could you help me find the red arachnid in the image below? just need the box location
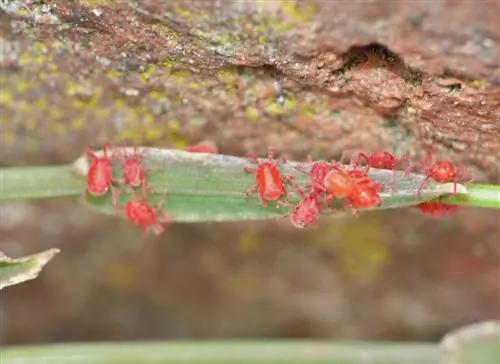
[279,184,322,229]
[346,170,383,210]
[352,151,398,170]
[412,151,472,196]
[113,185,171,237]
[117,146,149,189]
[323,167,382,214]
[290,192,321,229]
[350,151,410,194]
[296,157,332,196]
[84,143,118,198]
[244,147,291,206]
[323,165,357,199]
[414,197,459,218]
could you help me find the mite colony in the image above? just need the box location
[83,144,469,237]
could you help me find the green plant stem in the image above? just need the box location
[440,184,500,209]
[0,341,441,364]
[0,165,81,201]
[2,149,499,224]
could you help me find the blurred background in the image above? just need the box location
[1,0,499,345]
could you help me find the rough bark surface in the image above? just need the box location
[1,0,499,344]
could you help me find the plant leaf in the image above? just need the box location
[72,147,467,222]
[0,249,60,290]
[0,340,440,364]
[440,320,500,364]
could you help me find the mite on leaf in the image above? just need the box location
[410,151,473,197]
[414,197,460,218]
[350,151,410,194]
[113,185,172,238]
[244,147,292,206]
[84,143,120,199]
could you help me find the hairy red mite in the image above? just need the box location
[347,184,382,210]
[279,184,322,229]
[352,151,397,170]
[84,143,118,198]
[244,147,290,206]
[185,141,218,154]
[351,151,410,194]
[291,192,321,229]
[117,146,149,189]
[322,167,382,214]
[413,151,472,197]
[346,170,383,210]
[295,157,332,196]
[113,186,171,238]
[323,165,357,198]
[414,198,460,218]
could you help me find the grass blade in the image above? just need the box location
[72,148,465,222]
[0,340,440,364]
[440,320,500,364]
[0,165,81,201]
[0,249,60,290]
[440,183,500,209]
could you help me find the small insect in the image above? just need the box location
[412,151,472,197]
[184,141,218,154]
[84,143,119,199]
[244,147,291,206]
[113,185,171,238]
[116,146,149,189]
[414,198,460,218]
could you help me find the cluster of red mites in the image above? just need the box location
[84,143,468,236]
[84,144,170,237]
[84,142,218,237]
[244,148,468,228]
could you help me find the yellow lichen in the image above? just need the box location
[279,2,316,23]
[245,106,260,123]
[71,116,86,131]
[1,90,13,106]
[15,80,33,94]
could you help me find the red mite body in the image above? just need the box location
[352,151,397,170]
[414,151,471,197]
[426,161,457,183]
[307,160,332,195]
[323,167,382,212]
[291,192,321,229]
[280,181,321,229]
[323,166,357,198]
[85,144,116,197]
[351,151,409,194]
[415,199,459,218]
[410,151,471,218]
[346,170,382,209]
[113,186,171,237]
[120,147,147,188]
[244,147,289,205]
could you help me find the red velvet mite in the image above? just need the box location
[244,147,290,206]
